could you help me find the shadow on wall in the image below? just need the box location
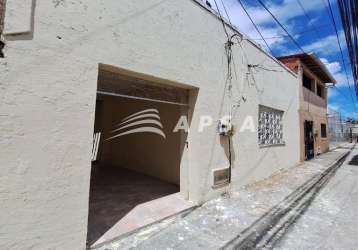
[220,136,236,167]
[86,166,179,246]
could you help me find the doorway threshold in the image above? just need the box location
[90,193,195,248]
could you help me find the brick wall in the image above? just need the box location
[278,58,299,73]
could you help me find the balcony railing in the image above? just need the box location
[303,87,326,108]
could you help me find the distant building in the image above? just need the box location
[328,108,350,144]
[345,119,358,142]
[278,53,336,161]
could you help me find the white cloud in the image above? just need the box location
[253,0,323,24]
[303,28,347,54]
[207,0,331,53]
[303,35,337,55]
[207,0,298,50]
[308,16,320,26]
[320,58,341,74]
[320,57,353,87]
[328,103,340,111]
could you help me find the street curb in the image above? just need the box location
[221,147,353,250]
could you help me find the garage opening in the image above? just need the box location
[87,65,196,247]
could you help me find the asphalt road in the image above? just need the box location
[275,146,358,250]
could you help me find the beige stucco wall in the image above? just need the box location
[299,110,329,161]
[298,62,330,161]
[0,0,300,249]
[97,95,185,185]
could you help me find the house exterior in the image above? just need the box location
[278,54,336,161]
[1,0,300,249]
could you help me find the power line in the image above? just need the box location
[255,0,305,54]
[217,0,242,83]
[253,0,356,109]
[336,0,358,98]
[296,0,323,40]
[235,0,274,55]
[325,0,357,107]
[214,0,356,113]
[295,0,356,109]
[254,0,357,111]
[213,0,230,39]
[250,23,331,40]
[220,0,233,27]
[332,85,358,110]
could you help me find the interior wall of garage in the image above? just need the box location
[96,95,186,185]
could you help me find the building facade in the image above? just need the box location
[328,108,350,145]
[278,54,336,161]
[1,0,300,249]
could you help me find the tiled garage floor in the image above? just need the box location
[87,166,193,247]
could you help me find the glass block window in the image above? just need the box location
[258,105,284,146]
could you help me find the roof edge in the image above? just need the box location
[277,53,336,84]
[308,53,336,84]
[190,0,298,78]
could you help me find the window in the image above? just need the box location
[317,84,324,99]
[321,124,327,138]
[303,73,314,91]
[258,105,284,146]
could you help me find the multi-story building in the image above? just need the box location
[278,53,336,161]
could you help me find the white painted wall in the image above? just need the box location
[0,0,299,249]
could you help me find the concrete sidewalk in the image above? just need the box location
[93,145,354,250]
[275,146,358,249]
[329,141,353,151]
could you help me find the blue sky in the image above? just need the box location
[207,0,357,119]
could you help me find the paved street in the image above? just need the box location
[95,145,356,250]
[275,146,358,249]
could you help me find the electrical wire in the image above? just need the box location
[327,85,358,117]
[249,23,331,40]
[235,0,274,55]
[220,0,233,27]
[336,0,358,98]
[325,0,357,109]
[332,85,357,107]
[253,0,357,112]
[296,0,322,40]
[294,0,356,111]
[255,0,305,54]
[210,0,238,188]
[213,0,230,39]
